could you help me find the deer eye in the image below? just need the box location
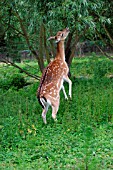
[61,33,64,37]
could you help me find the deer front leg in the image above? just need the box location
[61,85,68,100]
[63,76,72,98]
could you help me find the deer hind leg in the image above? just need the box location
[63,75,72,98]
[42,107,48,124]
[52,100,60,122]
[40,97,50,124]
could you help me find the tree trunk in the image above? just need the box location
[102,23,113,47]
[65,27,89,76]
[38,23,45,72]
[65,32,73,66]
[14,10,45,72]
[65,32,79,76]
[43,24,50,64]
[49,28,56,57]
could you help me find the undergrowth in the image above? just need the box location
[0,56,113,169]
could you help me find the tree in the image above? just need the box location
[45,0,113,66]
[0,0,113,77]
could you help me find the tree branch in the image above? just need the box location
[12,8,45,72]
[96,45,113,61]
[2,21,24,36]
[102,23,113,46]
[1,57,40,80]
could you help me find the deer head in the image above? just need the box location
[48,27,70,43]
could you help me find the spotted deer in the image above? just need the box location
[37,28,72,124]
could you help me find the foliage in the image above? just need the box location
[0,0,113,73]
[0,65,28,90]
[0,73,27,90]
[0,57,113,169]
[10,73,27,89]
[1,0,112,40]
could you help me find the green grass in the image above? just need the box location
[0,56,113,169]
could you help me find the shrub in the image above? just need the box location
[10,74,27,89]
[0,78,11,90]
[0,73,27,90]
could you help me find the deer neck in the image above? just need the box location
[56,41,65,61]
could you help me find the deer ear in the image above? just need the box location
[47,36,55,41]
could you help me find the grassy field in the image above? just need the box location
[0,55,113,169]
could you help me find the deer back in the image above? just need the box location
[37,58,68,98]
